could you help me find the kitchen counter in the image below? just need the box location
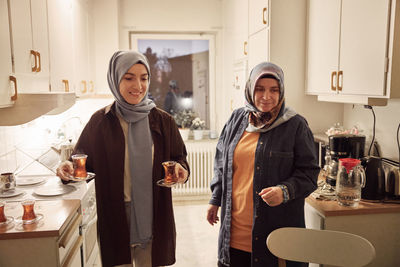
[0,199,80,239]
[305,173,400,267]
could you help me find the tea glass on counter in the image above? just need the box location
[21,199,37,224]
[72,154,88,179]
[0,202,7,223]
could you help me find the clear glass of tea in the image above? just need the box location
[72,154,88,179]
[162,161,177,184]
[21,199,37,224]
[0,202,7,223]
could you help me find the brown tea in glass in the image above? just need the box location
[21,199,36,223]
[0,202,6,223]
[72,154,88,179]
[163,161,177,184]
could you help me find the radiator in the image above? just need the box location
[172,139,218,196]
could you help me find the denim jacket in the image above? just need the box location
[209,107,319,267]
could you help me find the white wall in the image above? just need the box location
[343,100,400,160]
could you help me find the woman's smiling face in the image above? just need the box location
[254,78,280,112]
[119,63,149,105]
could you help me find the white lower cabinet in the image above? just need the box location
[305,201,400,267]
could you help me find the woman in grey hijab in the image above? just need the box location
[207,62,319,267]
[57,51,190,267]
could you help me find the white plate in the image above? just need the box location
[16,176,45,186]
[0,189,24,198]
[68,172,95,182]
[33,185,75,196]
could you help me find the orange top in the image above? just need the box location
[230,130,260,252]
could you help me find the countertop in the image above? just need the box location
[306,171,400,217]
[0,199,80,240]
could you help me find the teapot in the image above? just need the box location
[336,158,366,207]
[51,140,75,162]
[361,156,385,200]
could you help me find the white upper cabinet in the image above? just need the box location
[0,0,15,107]
[8,0,50,93]
[48,0,74,93]
[233,0,249,60]
[72,0,93,96]
[306,0,400,105]
[248,0,269,73]
[248,0,269,36]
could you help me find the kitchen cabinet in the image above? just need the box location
[48,0,74,93]
[248,0,270,73]
[73,0,94,96]
[306,0,400,105]
[0,0,15,108]
[305,197,400,267]
[232,0,249,61]
[8,0,50,93]
[0,199,82,267]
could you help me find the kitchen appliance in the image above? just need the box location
[361,156,385,201]
[382,159,400,198]
[325,134,366,186]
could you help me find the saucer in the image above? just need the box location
[0,216,14,226]
[15,213,44,225]
[156,179,177,188]
[69,172,96,182]
[0,188,24,198]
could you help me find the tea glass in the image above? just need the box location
[162,161,177,184]
[21,199,37,224]
[72,154,88,179]
[0,202,7,223]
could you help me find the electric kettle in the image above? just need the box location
[361,156,385,200]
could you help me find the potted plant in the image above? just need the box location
[173,110,196,141]
[191,117,206,140]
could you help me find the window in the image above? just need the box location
[130,33,215,130]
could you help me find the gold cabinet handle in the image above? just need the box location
[330,71,337,91]
[30,50,37,72]
[9,76,18,101]
[62,79,69,92]
[89,81,94,92]
[337,70,343,91]
[263,7,267,25]
[81,80,87,93]
[244,41,248,55]
[36,51,41,72]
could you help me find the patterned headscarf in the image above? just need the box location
[244,62,285,130]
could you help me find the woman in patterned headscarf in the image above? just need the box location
[207,62,319,267]
[57,51,189,267]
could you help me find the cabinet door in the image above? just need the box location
[248,27,269,75]
[233,0,249,60]
[73,0,92,96]
[8,0,50,93]
[248,0,269,36]
[340,0,390,96]
[0,0,15,107]
[306,0,341,95]
[48,0,74,92]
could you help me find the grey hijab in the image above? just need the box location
[107,51,155,246]
[244,62,296,132]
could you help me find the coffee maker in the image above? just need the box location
[325,134,366,186]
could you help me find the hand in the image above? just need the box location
[175,163,188,183]
[258,186,284,207]
[206,204,220,226]
[56,161,74,181]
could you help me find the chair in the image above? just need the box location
[266,227,376,267]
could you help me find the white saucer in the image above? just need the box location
[0,216,14,226]
[68,172,96,182]
[0,189,24,198]
[34,185,75,196]
[16,176,45,186]
[15,213,44,224]
[156,179,177,188]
